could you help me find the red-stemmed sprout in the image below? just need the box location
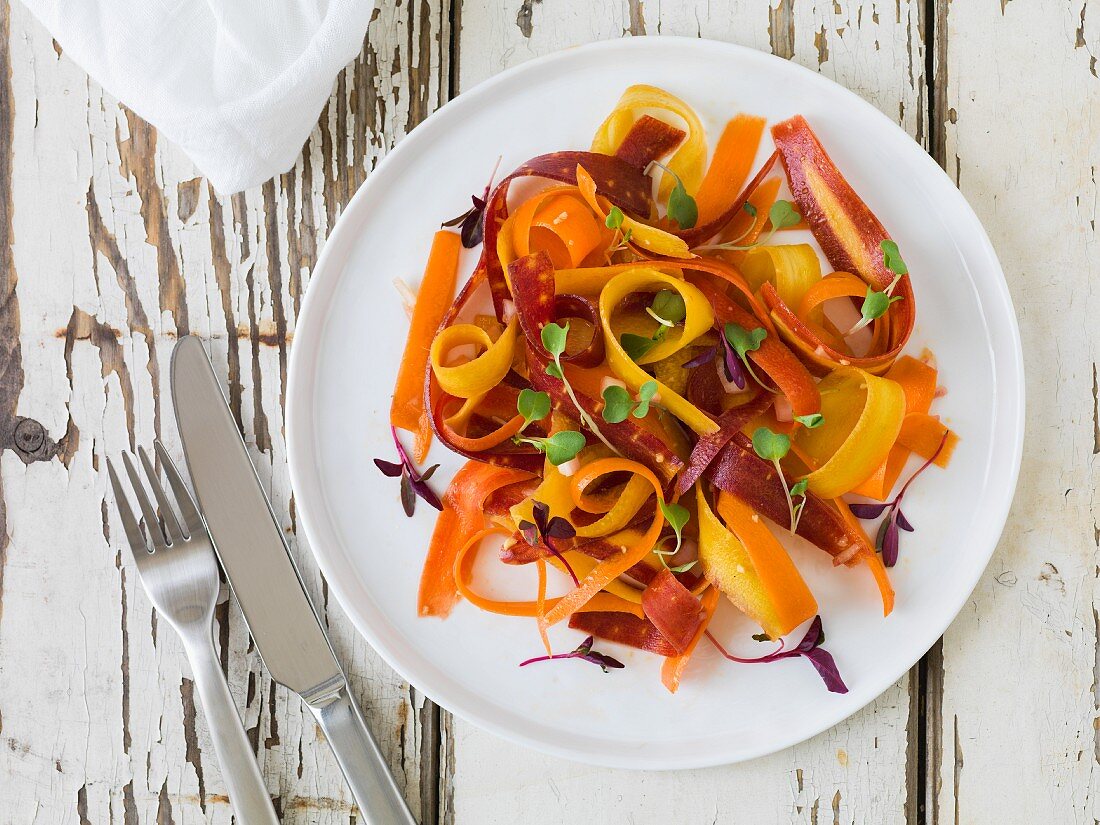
[517,500,580,586]
[707,616,848,694]
[848,432,949,567]
[519,635,625,673]
[441,156,502,248]
[373,425,443,517]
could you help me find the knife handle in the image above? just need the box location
[307,682,419,825]
[184,632,280,825]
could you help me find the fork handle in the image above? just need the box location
[306,682,418,825]
[184,633,280,825]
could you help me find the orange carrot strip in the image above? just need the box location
[417,462,534,618]
[442,410,526,452]
[392,231,462,453]
[661,586,720,694]
[536,559,551,654]
[897,413,957,468]
[693,115,766,227]
[850,443,910,501]
[715,492,819,634]
[885,355,938,416]
[453,526,645,618]
[852,355,951,497]
[540,459,665,630]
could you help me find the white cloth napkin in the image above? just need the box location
[23,0,375,194]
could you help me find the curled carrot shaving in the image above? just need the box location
[418,463,534,618]
[454,526,645,619]
[540,458,665,630]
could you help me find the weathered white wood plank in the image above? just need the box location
[933,1,1099,821]
[449,3,926,822]
[0,0,449,821]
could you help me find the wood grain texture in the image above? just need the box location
[0,0,448,821]
[0,0,1090,822]
[449,3,926,822]
[932,1,1100,822]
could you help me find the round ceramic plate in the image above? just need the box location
[286,38,1024,769]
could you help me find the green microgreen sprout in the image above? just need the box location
[538,322,618,455]
[653,500,695,572]
[751,426,808,534]
[600,380,658,423]
[517,388,551,428]
[723,323,769,388]
[793,413,824,429]
[648,161,698,229]
[512,388,585,466]
[846,239,908,335]
[620,324,667,362]
[694,199,802,252]
[646,289,687,328]
[604,205,634,260]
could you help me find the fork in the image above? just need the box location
[107,442,279,825]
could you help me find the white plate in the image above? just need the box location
[286,38,1024,769]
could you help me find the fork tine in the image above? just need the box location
[137,446,184,544]
[122,452,167,552]
[154,440,205,539]
[107,458,151,556]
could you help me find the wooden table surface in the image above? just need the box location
[0,0,1089,822]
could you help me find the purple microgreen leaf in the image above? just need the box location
[399,472,416,518]
[795,615,824,653]
[380,426,443,515]
[683,346,717,369]
[848,501,891,520]
[707,615,847,694]
[460,208,484,248]
[443,161,499,247]
[719,333,747,390]
[408,475,444,511]
[441,196,476,228]
[531,501,551,535]
[545,516,577,540]
[518,635,623,673]
[895,509,915,532]
[801,647,849,694]
[374,458,404,478]
[879,516,901,567]
[581,651,625,672]
[518,520,539,547]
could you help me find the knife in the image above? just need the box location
[171,335,418,825]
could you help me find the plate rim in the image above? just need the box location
[286,35,1025,769]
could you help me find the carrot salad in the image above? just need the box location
[377,86,956,693]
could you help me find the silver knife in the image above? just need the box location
[171,335,418,825]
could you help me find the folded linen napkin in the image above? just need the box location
[22,0,375,194]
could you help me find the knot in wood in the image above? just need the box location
[13,417,45,454]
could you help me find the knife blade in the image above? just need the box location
[171,335,417,825]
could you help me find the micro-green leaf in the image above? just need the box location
[517,388,551,427]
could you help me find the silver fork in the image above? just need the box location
[107,442,279,825]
